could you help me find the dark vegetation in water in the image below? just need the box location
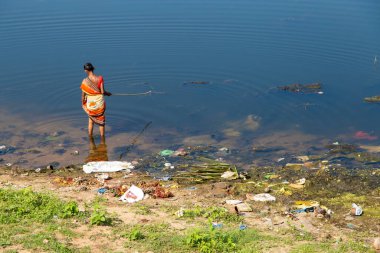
[278,82,322,93]
[183,80,210,85]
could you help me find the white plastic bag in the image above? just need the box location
[83,161,134,174]
[119,185,144,203]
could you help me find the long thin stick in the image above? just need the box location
[119,121,153,160]
[112,90,165,96]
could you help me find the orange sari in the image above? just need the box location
[81,77,106,125]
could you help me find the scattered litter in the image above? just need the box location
[119,185,144,203]
[173,148,188,156]
[239,224,247,230]
[72,150,80,155]
[186,186,197,191]
[160,149,174,156]
[289,178,306,189]
[212,222,223,228]
[0,145,15,155]
[277,158,285,162]
[219,147,229,152]
[153,185,174,198]
[291,207,315,213]
[53,177,74,186]
[95,173,110,180]
[351,203,363,216]
[317,91,324,95]
[236,203,253,212]
[157,176,172,181]
[264,173,279,180]
[292,201,319,209]
[296,156,309,162]
[354,131,378,141]
[225,200,243,205]
[284,163,303,170]
[34,168,42,173]
[164,162,172,167]
[289,183,304,189]
[221,170,238,180]
[176,207,184,217]
[6,163,12,167]
[247,193,276,202]
[97,188,108,194]
[83,161,134,173]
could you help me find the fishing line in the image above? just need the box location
[119,121,153,160]
[112,90,165,96]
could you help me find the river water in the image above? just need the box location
[0,0,380,167]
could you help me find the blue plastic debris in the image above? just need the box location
[97,188,107,194]
[212,222,223,229]
[239,224,247,230]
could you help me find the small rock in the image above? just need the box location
[373,237,380,250]
[236,203,253,212]
[43,239,49,244]
[264,187,271,193]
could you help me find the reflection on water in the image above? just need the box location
[0,1,380,168]
[85,137,109,163]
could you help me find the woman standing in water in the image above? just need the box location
[81,63,111,137]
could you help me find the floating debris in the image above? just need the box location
[0,145,15,155]
[364,95,380,103]
[354,131,378,141]
[183,81,210,85]
[160,149,174,157]
[278,82,322,93]
[325,143,358,154]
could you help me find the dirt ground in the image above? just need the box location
[1,165,379,253]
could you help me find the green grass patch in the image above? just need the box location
[0,188,89,252]
[179,206,243,223]
[0,188,83,224]
[290,241,375,253]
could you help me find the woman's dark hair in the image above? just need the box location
[84,62,95,71]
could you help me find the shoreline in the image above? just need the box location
[1,153,379,252]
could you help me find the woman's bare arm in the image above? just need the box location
[100,80,112,96]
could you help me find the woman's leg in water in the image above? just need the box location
[88,118,94,136]
[99,125,105,137]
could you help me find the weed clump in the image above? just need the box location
[186,225,237,253]
[89,197,112,226]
